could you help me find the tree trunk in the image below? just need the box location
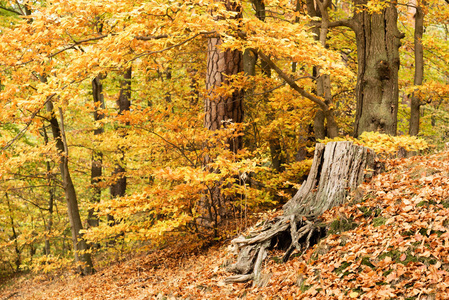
[46,101,94,275]
[316,0,339,138]
[5,193,21,272]
[313,109,326,140]
[409,3,424,136]
[244,1,286,172]
[226,141,376,284]
[305,0,339,139]
[353,1,404,137]
[88,74,106,229]
[257,52,339,143]
[201,1,244,231]
[109,68,131,226]
[205,36,244,151]
[42,126,54,255]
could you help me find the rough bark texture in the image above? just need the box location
[283,142,375,216]
[205,36,244,151]
[226,142,375,284]
[353,1,404,137]
[409,4,424,136]
[200,1,244,231]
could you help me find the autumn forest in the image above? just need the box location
[0,0,449,298]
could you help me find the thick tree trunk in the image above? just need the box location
[226,142,375,284]
[313,109,326,140]
[409,4,424,136]
[200,1,244,231]
[205,36,244,151]
[353,1,404,137]
[46,101,94,275]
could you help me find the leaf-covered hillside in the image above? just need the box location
[1,151,449,299]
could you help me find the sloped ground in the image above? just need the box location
[1,151,449,299]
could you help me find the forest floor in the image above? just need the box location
[1,151,449,299]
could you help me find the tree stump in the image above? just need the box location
[225,141,376,284]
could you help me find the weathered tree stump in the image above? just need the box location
[225,141,376,284]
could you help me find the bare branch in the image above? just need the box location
[49,35,108,58]
[2,94,56,151]
[129,31,216,63]
[135,34,169,41]
[14,0,24,15]
[250,76,315,96]
[311,19,355,31]
[0,5,21,15]
[257,51,328,111]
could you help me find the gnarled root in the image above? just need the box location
[225,214,325,284]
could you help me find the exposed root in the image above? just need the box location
[225,214,324,284]
[225,142,375,284]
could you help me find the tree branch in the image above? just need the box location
[249,76,315,96]
[129,31,216,63]
[2,94,56,151]
[257,51,328,111]
[311,19,355,31]
[0,5,21,15]
[49,35,108,58]
[14,0,25,15]
[135,34,169,41]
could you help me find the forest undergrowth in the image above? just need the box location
[1,151,449,299]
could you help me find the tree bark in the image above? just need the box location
[46,102,94,275]
[201,1,244,231]
[205,35,244,152]
[109,68,131,226]
[226,142,376,284]
[88,74,106,229]
[5,193,21,272]
[409,3,424,136]
[42,126,54,255]
[315,0,339,138]
[353,1,404,137]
